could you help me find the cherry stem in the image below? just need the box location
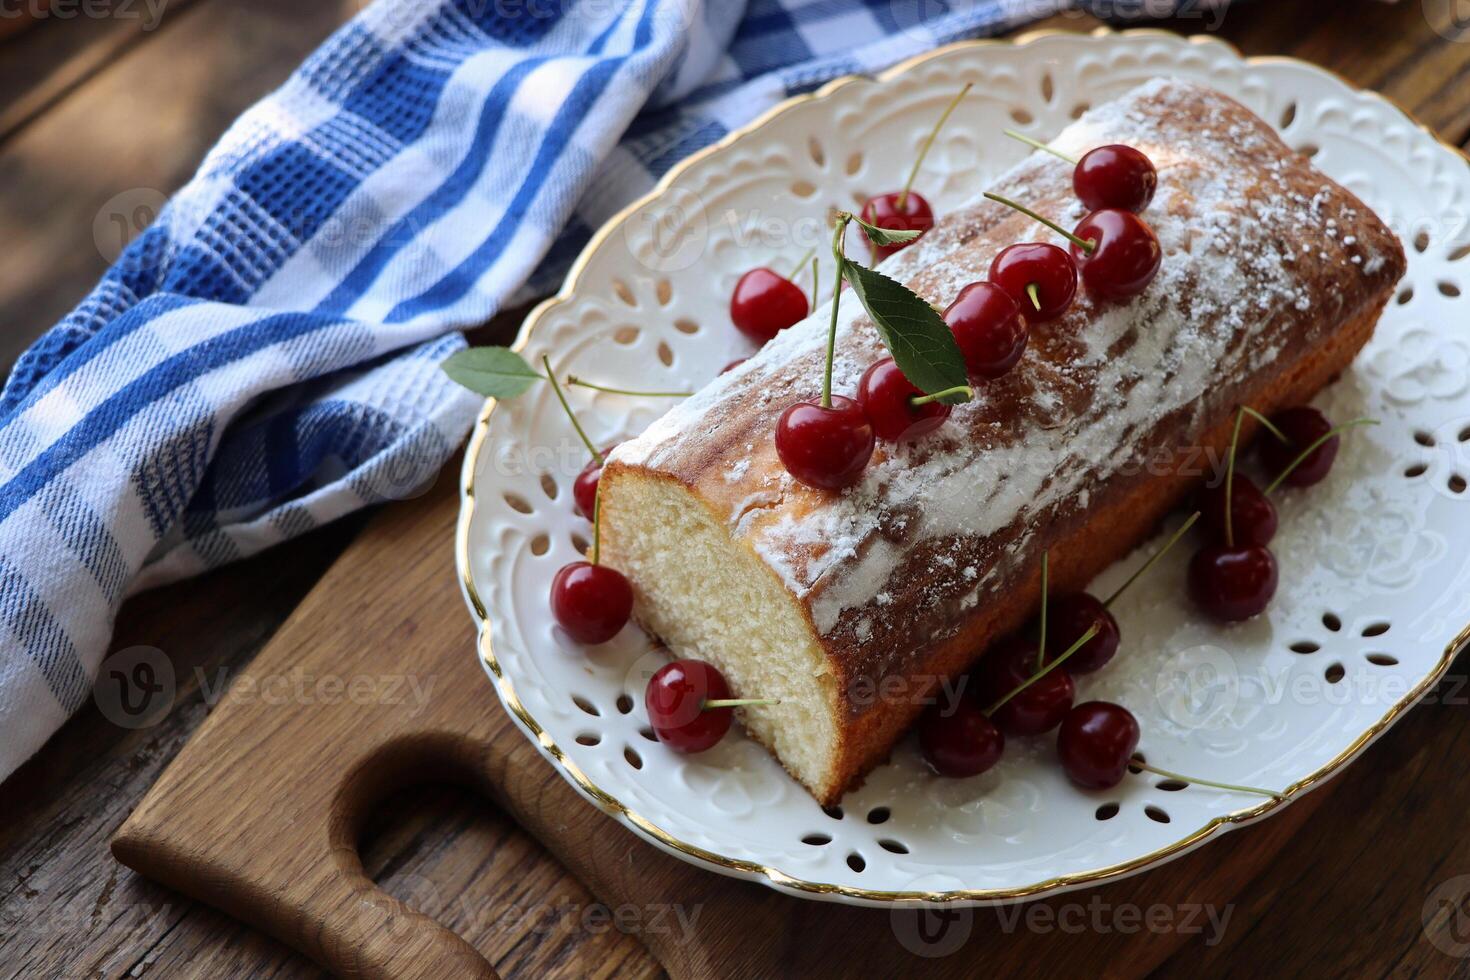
[789,247,816,279]
[909,384,974,407]
[1223,407,1247,548]
[1129,758,1285,800]
[984,192,1095,254]
[1036,551,1049,672]
[1239,405,1289,444]
[823,214,852,409]
[1025,282,1042,313]
[985,624,1098,716]
[704,698,781,709]
[566,377,691,398]
[899,82,971,211]
[1262,418,1378,495]
[1102,511,1201,610]
[809,255,819,316]
[543,355,604,467]
[1003,128,1078,165]
[591,483,603,566]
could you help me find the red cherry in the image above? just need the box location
[942,281,1028,380]
[1258,406,1340,487]
[1198,473,1278,547]
[645,658,735,753]
[731,268,808,345]
[988,242,1078,321]
[1045,592,1121,675]
[980,639,1074,736]
[1074,144,1158,214]
[572,445,618,520]
[855,357,951,442]
[1057,701,1140,789]
[721,357,748,375]
[918,697,1005,777]
[1188,544,1278,622]
[1071,209,1161,301]
[860,191,935,262]
[775,395,874,491]
[550,561,633,644]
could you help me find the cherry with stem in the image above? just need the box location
[1003,130,1158,214]
[1188,406,1278,622]
[1262,417,1377,495]
[861,83,972,260]
[774,214,875,491]
[646,658,781,753]
[545,358,634,644]
[984,623,1099,717]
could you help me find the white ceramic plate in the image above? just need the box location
[457,29,1470,906]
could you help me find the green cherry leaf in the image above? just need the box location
[841,261,969,403]
[441,346,544,398]
[850,213,924,247]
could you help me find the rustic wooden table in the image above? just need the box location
[3,2,1470,977]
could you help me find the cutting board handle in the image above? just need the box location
[115,723,500,979]
[111,477,509,978]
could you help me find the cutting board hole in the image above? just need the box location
[1144,806,1171,824]
[1295,142,1320,159]
[674,318,699,335]
[808,135,826,167]
[1156,779,1188,792]
[503,493,532,514]
[1450,474,1467,494]
[1127,753,1146,775]
[1324,662,1346,684]
[1440,280,1462,298]
[1290,640,1320,654]
[639,726,657,742]
[1404,462,1427,478]
[1396,286,1414,305]
[613,325,639,345]
[1366,652,1399,667]
[878,839,909,855]
[657,341,674,367]
[802,833,831,846]
[613,279,637,307]
[846,852,866,872]
[623,746,643,770]
[822,805,844,821]
[575,732,601,747]
[1010,107,1034,125]
[1070,101,1090,120]
[1278,101,1297,129]
[655,278,673,306]
[866,806,890,825]
[572,695,599,716]
[530,534,550,557]
[1414,430,1436,447]
[1361,621,1390,637]
[616,693,634,714]
[1323,612,1342,631]
[1095,802,1119,821]
[1415,229,1431,253]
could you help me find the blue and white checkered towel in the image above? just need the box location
[1,0,1215,778]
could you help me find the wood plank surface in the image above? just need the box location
[3,3,1470,978]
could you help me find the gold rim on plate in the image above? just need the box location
[456,27,1470,904]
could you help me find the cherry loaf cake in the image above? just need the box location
[598,78,1406,804]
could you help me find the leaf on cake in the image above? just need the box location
[841,262,970,403]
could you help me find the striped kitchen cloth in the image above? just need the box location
[0,0,1208,778]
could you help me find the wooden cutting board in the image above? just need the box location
[112,460,1338,979]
